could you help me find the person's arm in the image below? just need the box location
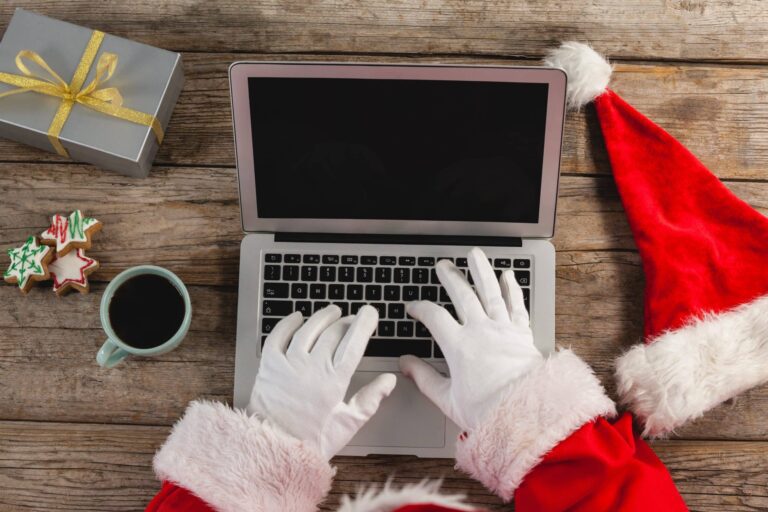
[146,306,396,512]
[402,247,688,511]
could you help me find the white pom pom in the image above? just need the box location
[544,41,612,110]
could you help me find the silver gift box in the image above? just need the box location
[0,9,184,177]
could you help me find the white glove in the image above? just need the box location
[247,305,396,460]
[400,247,543,431]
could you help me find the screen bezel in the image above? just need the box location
[230,62,566,238]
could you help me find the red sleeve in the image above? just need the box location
[515,413,688,511]
[145,482,215,512]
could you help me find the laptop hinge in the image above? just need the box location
[274,232,523,247]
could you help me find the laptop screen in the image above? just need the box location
[248,77,549,224]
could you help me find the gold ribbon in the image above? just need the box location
[0,30,164,157]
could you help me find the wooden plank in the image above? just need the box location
[2,1,768,61]
[2,251,768,440]
[1,54,768,180]
[0,420,766,511]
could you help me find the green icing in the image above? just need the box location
[5,236,48,289]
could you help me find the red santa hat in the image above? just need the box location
[545,42,768,437]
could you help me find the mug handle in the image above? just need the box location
[97,339,129,368]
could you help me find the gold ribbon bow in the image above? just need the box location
[0,30,164,157]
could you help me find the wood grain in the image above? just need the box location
[1,420,766,511]
[2,1,768,61]
[1,53,767,180]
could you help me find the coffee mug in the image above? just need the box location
[97,265,192,368]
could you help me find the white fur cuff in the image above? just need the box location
[153,400,335,512]
[455,350,616,501]
[616,293,768,437]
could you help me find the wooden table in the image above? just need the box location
[1,1,767,510]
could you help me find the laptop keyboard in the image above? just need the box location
[260,253,532,358]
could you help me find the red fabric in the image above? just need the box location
[515,413,687,511]
[595,89,768,340]
[394,506,480,512]
[145,481,215,512]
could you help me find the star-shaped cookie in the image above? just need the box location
[40,210,102,256]
[49,248,100,295]
[4,236,54,293]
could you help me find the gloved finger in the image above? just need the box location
[343,373,397,426]
[287,305,342,356]
[500,269,530,327]
[399,355,452,418]
[435,259,485,323]
[406,300,460,352]
[467,247,508,321]
[311,315,353,359]
[263,311,304,354]
[333,305,379,373]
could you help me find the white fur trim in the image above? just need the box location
[153,400,335,512]
[616,293,768,437]
[338,480,475,512]
[455,350,616,501]
[543,41,612,110]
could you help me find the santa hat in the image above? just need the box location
[545,42,768,437]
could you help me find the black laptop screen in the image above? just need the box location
[248,76,549,223]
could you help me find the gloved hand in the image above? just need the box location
[247,305,396,460]
[400,247,543,431]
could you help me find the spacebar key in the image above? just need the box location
[262,300,293,316]
[365,338,431,357]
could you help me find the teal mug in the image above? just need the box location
[97,265,192,368]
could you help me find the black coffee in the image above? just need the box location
[109,274,186,349]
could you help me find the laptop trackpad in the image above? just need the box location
[346,371,446,448]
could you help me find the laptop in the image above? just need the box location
[229,62,566,457]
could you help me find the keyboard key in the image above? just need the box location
[351,302,366,314]
[261,335,268,347]
[361,256,378,265]
[265,253,281,263]
[303,254,320,264]
[397,321,414,337]
[320,266,336,282]
[262,317,279,334]
[369,302,386,318]
[444,303,457,320]
[421,286,438,301]
[365,285,382,301]
[434,343,444,358]
[263,300,292,316]
[394,268,410,283]
[284,254,300,263]
[398,256,415,266]
[339,267,355,282]
[494,258,511,268]
[412,268,429,284]
[403,286,419,301]
[310,284,326,299]
[334,302,349,316]
[384,285,400,301]
[342,255,358,264]
[388,303,405,319]
[439,287,450,302]
[328,284,344,300]
[418,257,435,266]
[380,256,396,265]
[456,258,468,267]
[357,267,373,282]
[378,321,395,337]
[301,266,318,282]
[282,266,299,281]
[291,283,308,299]
[365,339,431,357]
[514,259,531,269]
[264,265,281,281]
[263,282,288,298]
[375,267,392,283]
[295,301,312,316]
[523,288,530,311]
[347,285,363,300]
[430,269,439,284]
[416,322,430,337]
[322,255,339,264]
[313,301,330,312]
[515,270,531,286]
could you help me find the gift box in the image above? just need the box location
[0,9,184,177]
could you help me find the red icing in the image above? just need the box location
[50,250,96,290]
[46,215,70,245]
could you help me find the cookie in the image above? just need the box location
[40,210,102,256]
[4,236,54,293]
[49,248,100,295]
